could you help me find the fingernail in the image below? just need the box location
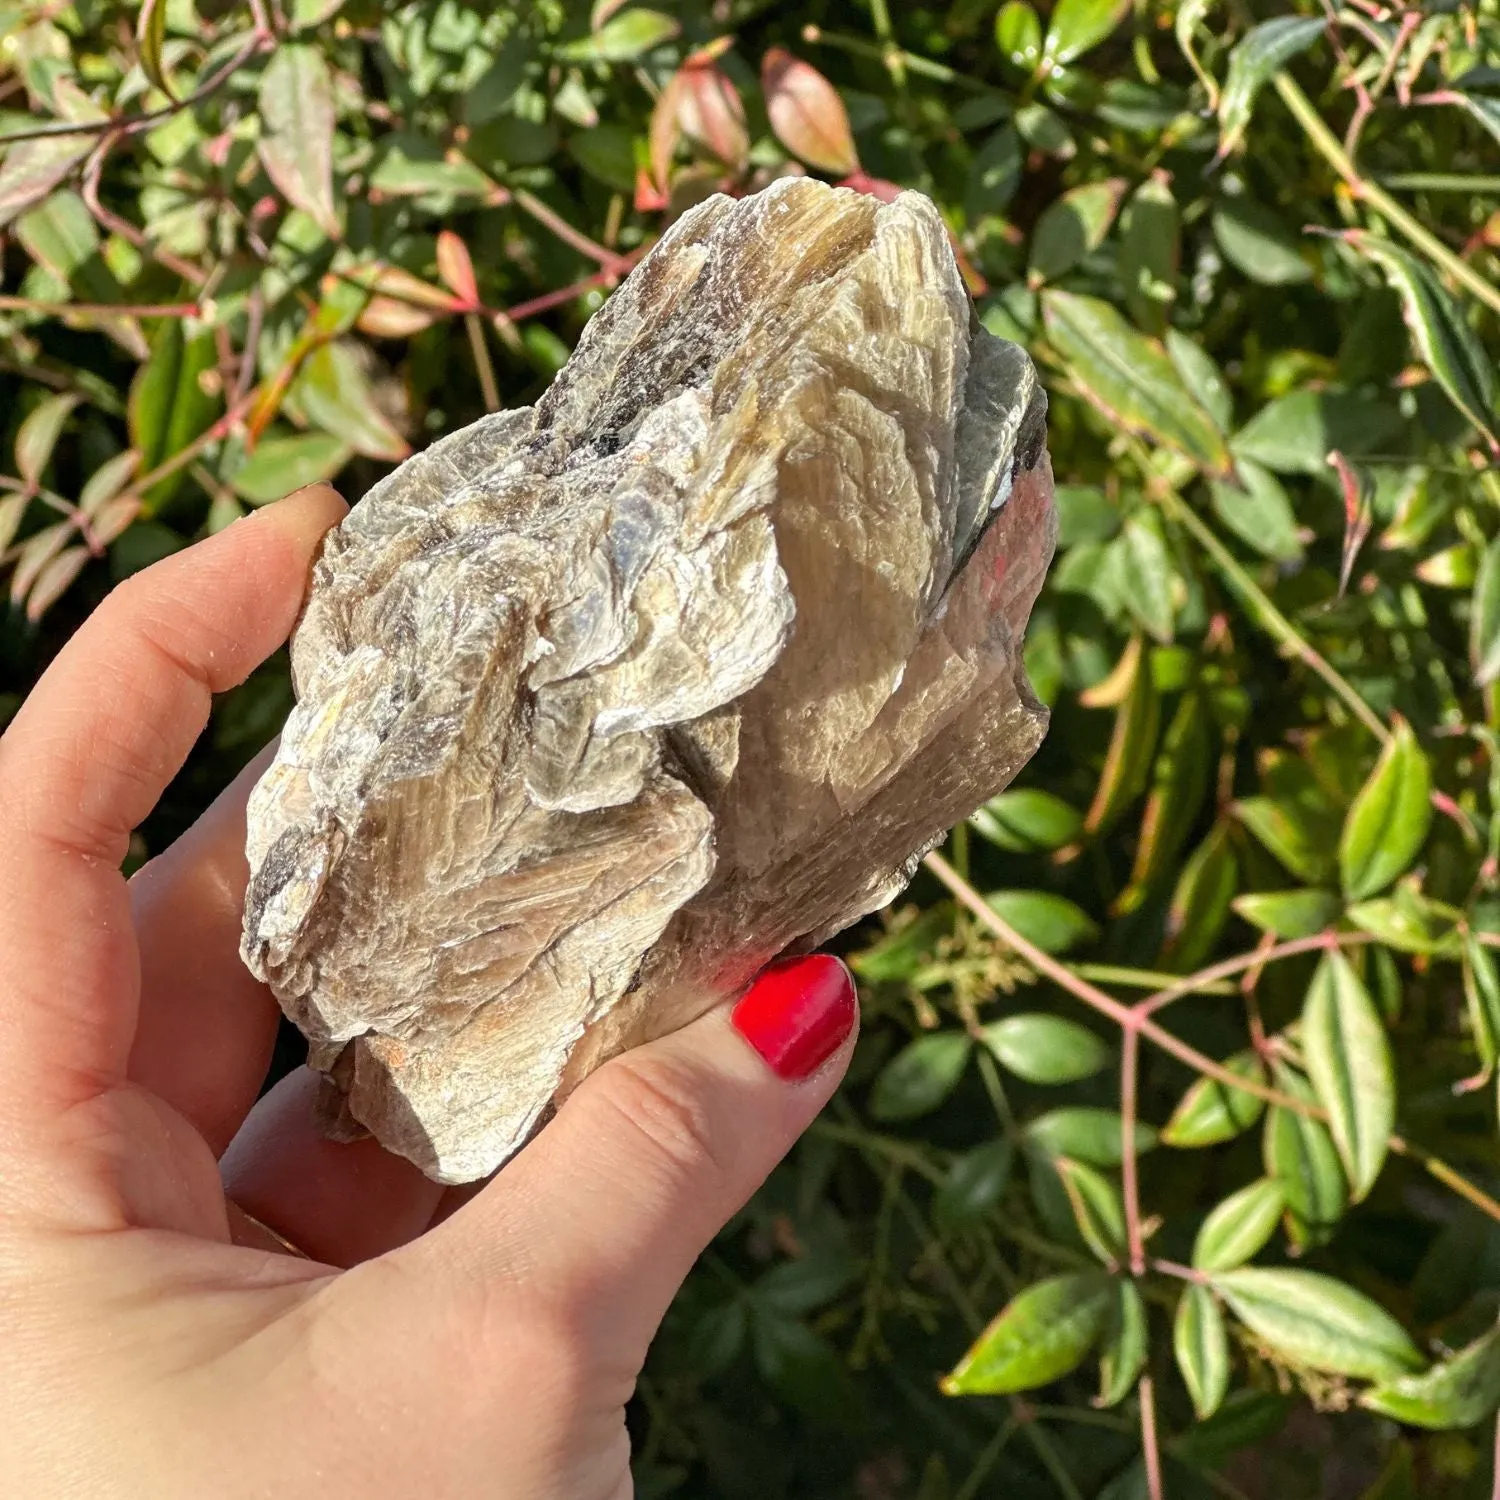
[731,955,856,1081]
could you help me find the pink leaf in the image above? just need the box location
[761,48,859,177]
[435,231,481,311]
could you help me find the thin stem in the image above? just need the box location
[1077,963,1235,995]
[925,851,1500,1229]
[1379,173,1500,193]
[82,133,206,287]
[954,1417,1020,1500]
[496,259,639,323]
[0,30,267,145]
[465,313,501,412]
[800,23,990,90]
[1137,932,1374,1018]
[1120,1026,1146,1275]
[808,1118,946,1184]
[1161,489,1390,744]
[1139,1375,1165,1500]
[0,295,200,318]
[509,188,633,275]
[1274,71,1500,319]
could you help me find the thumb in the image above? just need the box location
[412,955,857,1358]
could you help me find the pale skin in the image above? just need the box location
[0,485,857,1498]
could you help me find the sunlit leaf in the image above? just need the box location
[229,431,351,505]
[1119,173,1178,335]
[128,319,220,512]
[1217,17,1324,158]
[1193,1177,1286,1272]
[1211,458,1304,564]
[561,8,679,62]
[1212,1267,1424,1381]
[1232,888,1341,938]
[1212,196,1311,286]
[1120,690,1210,909]
[136,0,174,100]
[942,1271,1114,1395]
[294,341,411,463]
[0,79,109,229]
[1042,0,1130,69]
[761,49,858,176]
[1162,1051,1267,1148]
[1083,635,1161,837]
[15,391,81,490]
[1263,1064,1346,1250]
[995,1,1042,73]
[1056,1157,1126,1264]
[1339,721,1432,901]
[969,788,1082,852]
[1028,179,1126,285]
[1362,1322,1500,1430]
[1096,1279,1148,1408]
[1471,535,1500,687]
[258,43,339,236]
[1463,931,1500,1076]
[23,543,89,620]
[1302,950,1394,1201]
[1027,1108,1158,1167]
[984,890,1101,954]
[1349,235,1498,454]
[1175,1284,1230,1419]
[1162,823,1238,971]
[1042,291,1232,475]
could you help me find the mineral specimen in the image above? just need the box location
[241,177,1056,1183]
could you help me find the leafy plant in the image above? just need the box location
[3,0,1500,1495]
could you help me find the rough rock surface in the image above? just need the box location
[241,178,1056,1183]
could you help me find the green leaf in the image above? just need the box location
[850,906,952,983]
[1217,17,1325,157]
[964,125,1023,219]
[942,1271,1114,1395]
[1165,330,1232,433]
[1212,1267,1424,1381]
[1172,1391,1296,1468]
[369,136,493,199]
[1119,174,1178,336]
[982,1014,1109,1085]
[560,8,679,62]
[995,1,1042,72]
[1362,1322,1500,1430]
[293,341,411,463]
[934,1139,1015,1230]
[229,431,352,506]
[128,319,220,512]
[1175,1284,1231,1419]
[1463,931,1500,1075]
[969,789,1082,853]
[1349,236,1498,454]
[568,123,637,193]
[136,0,173,100]
[1162,1051,1267,1147]
[1042,0,1130,68]
[984,890,1100,954]
[1114,511,1176,643]
[1028,179,1125,284]
[1056,1157,1126,1263]
[868,1033,972,1122]
[752,1313,861,1426]
[1210,458,1303,563]
[15,391,81,490]
[1346,893,1454,955]
[1193,1178,1287,1272]
[257,43,339,237]
[1339,721,1432,901]
[1027,1107,1157,1167]
[0,81,109,230]
[1234,796,1337,884]
[1212,197,1311,286]
[1232,889,1342,939]
[1231,390,1402,476]
[15,189,100,284]
[1083,636,1161,838]
[1097,1279,1148,1407]
[1302,950,1394,1201]
[1042,291,1232,475]
[1173,0,1218,108]
[1162,822,1239,971]
[1470,535,1500,687]
[1121,690,1211,908]
[1263,1064,1347,1250]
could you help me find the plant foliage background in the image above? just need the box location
[4,0,1500,1493]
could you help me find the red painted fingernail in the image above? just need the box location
[731,955,857,1081]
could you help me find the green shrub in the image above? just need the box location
[3,0,1500,1493]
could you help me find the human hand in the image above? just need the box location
[0,486,858,1499]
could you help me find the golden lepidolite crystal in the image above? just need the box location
[241,178,1055,1182]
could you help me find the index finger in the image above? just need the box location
[0,486,345,1132]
